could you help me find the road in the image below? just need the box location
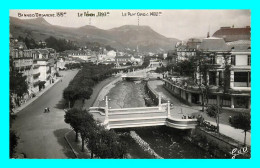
[12,70,78,158]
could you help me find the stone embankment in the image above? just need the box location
[130,131,163,159]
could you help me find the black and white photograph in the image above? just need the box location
[9,9,251,159]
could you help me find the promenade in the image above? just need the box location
[147,80,251,146]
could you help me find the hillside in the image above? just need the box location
[10,17,179,52]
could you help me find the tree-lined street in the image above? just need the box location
[13,70,78,158]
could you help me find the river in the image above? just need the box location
[98,80,211,159]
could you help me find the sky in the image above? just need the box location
[10,10,251,40]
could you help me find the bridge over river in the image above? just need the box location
[121,68,161,81]
[89,95,198,130]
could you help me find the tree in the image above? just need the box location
[87,126,101,158]
[45,36,78,52]
[166,54,174,64]
[221,53,231,107]
[9,96,19,158]
[77,87,93,105]
[78,110,96,152]
[93,129,127,158]
[193,51,211,112]
[64,108,82,142]
[9,58,26,158]
[206,104,221,132]
[10,130,19,158]
[126,61,132,66]
[10,60,29,104]
[63,86,76,108]
[229,112,251,146]
[38,81,46,91]
[65,108,97,152]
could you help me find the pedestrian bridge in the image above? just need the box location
[121,69,161,81]
[89,96,197,130]
[121,75,145,81]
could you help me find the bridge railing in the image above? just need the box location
[89,107,106,115]
[109,106,159,112]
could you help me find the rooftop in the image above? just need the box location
[227,40,251,52]
[212,26,251,42]
[199,37,230,52]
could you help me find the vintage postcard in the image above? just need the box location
[9,9,251,159]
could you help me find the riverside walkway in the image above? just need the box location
[148,80,251,146]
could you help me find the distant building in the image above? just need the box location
[97,54,106,62]
[115,55,132,65]
[176,38,201,62]
[64,50,94,61]
[57,57,66,70]
[212,26,251,42]
[106,50,117,59]
[132,55,143,64]
[166,50,178,65]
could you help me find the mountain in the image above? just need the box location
[10,17,180,52]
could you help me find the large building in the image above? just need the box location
[10,35,58,104]
[227,40,251,108]
[163,37,251,109]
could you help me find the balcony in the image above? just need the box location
[18,65,32,71]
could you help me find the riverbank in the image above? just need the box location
[95,79,211,158]
[73,75,120,110]
[148,79,251,146]
[66,72,157,158]
[146,79,251,158]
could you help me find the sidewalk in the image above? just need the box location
[148,80,251,146]
[64,130,91,158]
[13,77,62,114]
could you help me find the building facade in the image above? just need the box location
[163,37,251,109]
[10,36,58,100]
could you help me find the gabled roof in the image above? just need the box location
[199,37,230,52]
[227,40,251,52]
[186,38,201,49]
[212,26,251,42]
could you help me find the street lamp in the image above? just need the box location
[103,96,111,124]
[167,100,171,118]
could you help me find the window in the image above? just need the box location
[209,56,216,64]
[209,71,216,85]
[231,55,236,65]
[248,55,251,65]
[234,72,248,82]
[234,72,250,87]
